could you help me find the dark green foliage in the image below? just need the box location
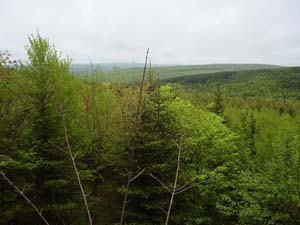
[0,34,79,225]
[22,34,78,224]
[208,84,224,116]
[166,67,300,99]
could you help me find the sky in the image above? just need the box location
[1,0,300,66]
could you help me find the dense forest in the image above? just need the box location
[1,34,300,225]
[71,64,283,81]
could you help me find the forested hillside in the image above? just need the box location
[75,63,283,82]
[166,67,300,98]
[1,34,300,225]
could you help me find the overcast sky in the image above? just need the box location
[1,0,300,65]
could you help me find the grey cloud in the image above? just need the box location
[0,0,300,65]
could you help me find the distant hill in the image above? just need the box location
[150,64,284,80]
[75,63,284,81]
[71,63,172,73]
[71,63,144,73]
[165,66,300,98]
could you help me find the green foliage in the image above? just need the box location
[174,76,300,224]
[1,34,300,225]
[167,67,300,99]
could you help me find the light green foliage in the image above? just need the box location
[176,77,300,224]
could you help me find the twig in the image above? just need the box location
[155,202,168,215]
[49,141,68,155]
[0,171,50,225]
[175,179,194,192]
[175,183,196,195]
[148,173,171,193]
[129,169,145,183]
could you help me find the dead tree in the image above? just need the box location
[0,171,50,225]
[119,48,149,225]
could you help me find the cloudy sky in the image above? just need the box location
[1,0,300,65]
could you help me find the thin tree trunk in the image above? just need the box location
[0,171,50,225]
[61,111,93,225]
[119,48,149,225]
[119,171,131,225]
[165,140,182,225]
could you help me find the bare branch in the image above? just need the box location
[148,173,171,193]
[49,141,68,155]
[155,202,168,215]
[85,192,92,197]
[175,183,197,195]
[73,152,78,160]
[0,171,50,225]
[175,179,194,192]
[129,168,145,183]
